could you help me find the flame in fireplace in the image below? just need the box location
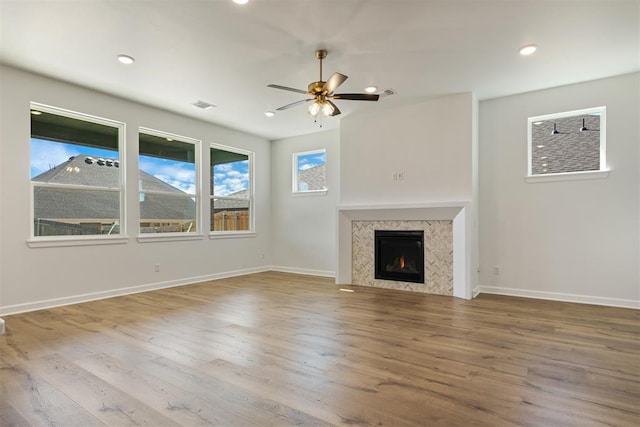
[399,255,405,269]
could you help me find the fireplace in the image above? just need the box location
[374,230,425,284]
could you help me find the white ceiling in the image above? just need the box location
[1,0,638,140]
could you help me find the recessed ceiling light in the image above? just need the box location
[264,111,275,117]
[233,0,249,4]
[519,44,537,56]
[30,110,42,115]
[365,86,378,93]
[533,121,543,125]
[536,145,545,148]
[117,54,135,65]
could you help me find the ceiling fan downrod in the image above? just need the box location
[316,49,327,82]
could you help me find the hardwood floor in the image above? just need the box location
[1,271,638,426]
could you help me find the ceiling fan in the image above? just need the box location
[267,49,379,118]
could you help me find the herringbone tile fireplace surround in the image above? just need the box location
[336,203,471,299]
[352,220,453,295]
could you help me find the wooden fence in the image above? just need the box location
[212,210,249,231]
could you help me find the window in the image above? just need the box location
[138,128,200,234]
[293,149,327,193]
[30,103,124,238]
[528,107,607,180]
[210,144,253,233]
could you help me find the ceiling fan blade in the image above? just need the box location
[328,100,341,117]
[267,84,308,95]
[331,93,380,101]
[323,72,348,95]
[275,98,313,111]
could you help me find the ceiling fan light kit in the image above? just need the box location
[267,49,379,122]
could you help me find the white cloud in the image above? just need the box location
[216,163,234,172]
[30,140,77,176]
[140,157,196,194]
[154,174,196,195]
[212,162,248,196]
[141,158,249,197]
[299,163,319,171]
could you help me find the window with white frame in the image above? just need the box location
[292,149,327,193]
[210,144,253,233]
[528,107,606,179]
[30,103,124,238]
[138,128,199,234]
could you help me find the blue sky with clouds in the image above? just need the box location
[213,161,249,196]
[297,151,326,172]
[31,139,247,196]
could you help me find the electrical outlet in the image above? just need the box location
[154,264,160,272]
[398,171,404,180]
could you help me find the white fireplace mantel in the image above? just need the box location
[336,202,472,299]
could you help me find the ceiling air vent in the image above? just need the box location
[192,100,216,110]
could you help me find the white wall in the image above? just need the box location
[270,130,340,276]
[479,73,640,307]
[339,93,478,294]
[0,66,272,314]
[340,93,474,205]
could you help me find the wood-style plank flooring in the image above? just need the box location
[1,272,638,426]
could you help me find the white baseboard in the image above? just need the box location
[0,266,270,317]
[7,270,633,317]
[269,266,336,278]
[472,286,481,298]
[479,286,639,309]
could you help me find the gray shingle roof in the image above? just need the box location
[298,164,326,191]
[531,115,600,175]
[32,155,195,220]
[213,189,250,211]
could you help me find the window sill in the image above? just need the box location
[137,234,204,243]
[292,189,328,197]
[209,231,256,239]
[526,170,609,183]
[27,236,129,248]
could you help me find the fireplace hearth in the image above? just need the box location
[374,230,425,284]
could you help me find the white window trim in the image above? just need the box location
[292,189,328,197]
[137,127,202,240]
[27,236,128,248]
[292,148,327,194]
[527,106,607,181]
[209,231,256,240]
[209,143,255,236]
[137,234,204,243]
[29,102,127,243]
[525,170,609,183]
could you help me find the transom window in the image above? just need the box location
[528,106,607,179]
[30,103,124,238]
[210,144,253,233]
[138,128,200,234]
[292,149,327,193]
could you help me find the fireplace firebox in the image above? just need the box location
[374,230,425,283]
